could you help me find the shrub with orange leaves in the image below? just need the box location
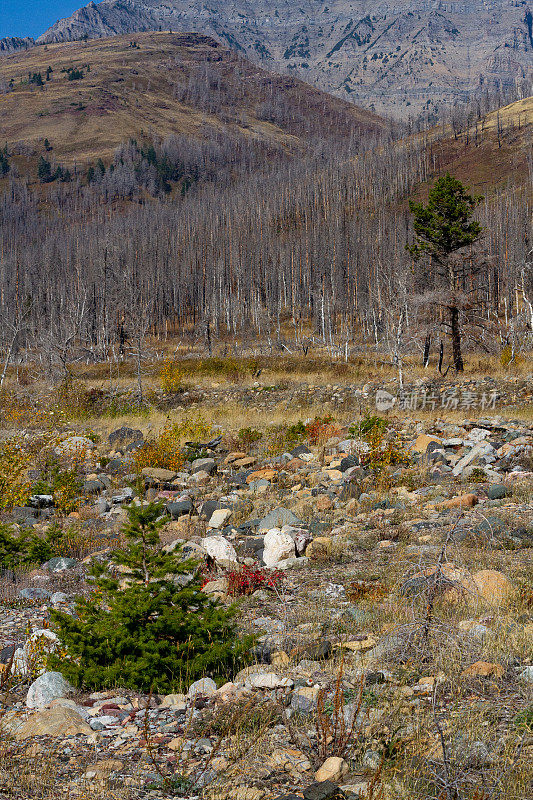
[305,415,340,446]
[134,424,185,472]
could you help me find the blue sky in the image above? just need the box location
[0,1,93,39]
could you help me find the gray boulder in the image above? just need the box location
[167,498,193,518]
[26,671,74,709]
[487,484,508,500]
[188,677,217,698]
[109,426,143,448]
[191,458,216,475]
[258,507,303,531]
[19,587,51,601]
[44,557,77,572]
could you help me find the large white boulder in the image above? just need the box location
[245,672,293,690]
[200,535,237,564]
[208,508,232,529]
[263,528,295,567]
[12,629,61,678]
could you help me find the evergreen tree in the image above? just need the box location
[408,173,483,372]
[0,523,63,571]
[38,156,53,183]
[408,173,482,263]
[0,147,9,177]
[49,502,250,693]
[44,138,52,151]
[0,524,25,570]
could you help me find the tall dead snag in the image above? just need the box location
[408,173,483,372]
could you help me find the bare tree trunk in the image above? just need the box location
[423,333,431,368]
[0,330,20,389]
[136,328,144,407]
[449,306,464,372]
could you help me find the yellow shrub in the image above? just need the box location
[172,413,212,443]
[0,391,48,429]
[133,414,212,472]
[134,424,185,472]
[500,346,522,369]
[159,357,184,394]
[500,345,513,367]
[0,438,31,510]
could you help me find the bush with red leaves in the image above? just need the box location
[226,564,283,597]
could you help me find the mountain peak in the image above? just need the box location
[31,1,533,118]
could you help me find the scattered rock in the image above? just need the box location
[258,508,303,531]
[412,434,442,453]
[208,508,232,528]
[306,536,332,560]
[160,693,187,710]
[263,528,296,567]
[192,457,216,475]
[245,672,293,690]
[314,756,348,783]
[461,661,504,678]
[15,705,92,739]
[44,557,77,572]
[303,779,341,800]
[55,436,94,455]
[486,483,508,500]
[167,498,193,518]
[141,467,177,482]
[188,677,217,698]
[84,758,124,781]
[472,570,513,605]
[109,427,143,447]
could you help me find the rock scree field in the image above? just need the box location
[0,355,532,800]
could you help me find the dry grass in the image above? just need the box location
[2,347,531,451]
[0,31,383,169]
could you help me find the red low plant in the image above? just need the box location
[305,415,340,446]
[226,565,283,597]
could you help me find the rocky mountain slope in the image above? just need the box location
[0,36,35,55]
[35,0,533,118]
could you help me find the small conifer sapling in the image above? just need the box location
[49,502,250,693]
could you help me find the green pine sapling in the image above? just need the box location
[49,501,250,693]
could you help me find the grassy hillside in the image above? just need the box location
[426,96,533,193]
[0,31,386,168]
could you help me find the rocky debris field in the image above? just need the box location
[0,382,532,800]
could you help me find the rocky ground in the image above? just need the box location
[0,378,532,800]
